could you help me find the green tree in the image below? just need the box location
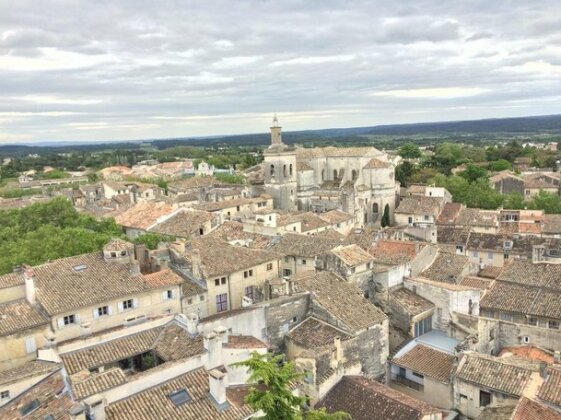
[133,233,173,250]
[458,164,488,183]
[381,204,390,227]
[489,159,512,172]
[395,161,415,187]
[234,352,349,420]
[397,143,422,159]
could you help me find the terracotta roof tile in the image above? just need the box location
[395,196,443,216]
[294,271,386,332]
[143,269,184,288]
[456,352,533,396]
[149,210,217,239]
[287,317,352,349]
[512,397,561,420]
[330,244,373,267]
[0,299,49,336]
[459,276,493,290]
[498,259,561,290]
[72,368,127,400]
[0,361,60,387]
[115,202,174,230]
[538,366,561,408]
[436,202,463,224]
[270,232,343,258]
[390,288,434,316]
[392,344,455,383]
[0,272,24,289]
[105,367,253,420]
[420,251,469,284]
[316,375,440,420]
[223,335,267,349]
[370,240,421,265]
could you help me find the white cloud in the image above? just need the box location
[371,87,489,99]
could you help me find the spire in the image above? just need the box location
[272,114,279,127]
[270,114,283,146]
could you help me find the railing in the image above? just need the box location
[390,374,424,392]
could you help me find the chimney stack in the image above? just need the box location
[213,326,229,344]
[185,313,199,335]
[208,369,229,408]
[84,394,106,420]
[23,266,36,305]
[554,351,561,364]
[539,361,548,379]
[130,260,141,276]
[204,333,223,370]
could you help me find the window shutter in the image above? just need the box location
[107,305,113,315]
[162,291,167,301]
[25,336,36,354]
[93,308,99,320]
[133,298,139,308]
[74,314,80,324]
[117,302,124,313]
[57,318,65,329]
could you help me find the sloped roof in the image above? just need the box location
[395,196,443,216]
[420,251,469,284]
[149,210,216,238]
[512,397,561,420]
[316,375,440,420]
[0,299,49,336]
[294,271,387,332]
[538,366,561,408]
[456,352,533,396]
[363,158,391,169]
[390,288,434,316]
[331,244,373,267]
[115,201,174,230]
[392,344,455,383]
[287,317,352,349]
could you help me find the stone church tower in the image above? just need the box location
[263,115,297,211]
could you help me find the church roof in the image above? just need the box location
[363,158,391,169]
[296,146,383,160]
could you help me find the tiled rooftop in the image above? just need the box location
[512,397,561,420]
[395,196,443,216]
[420,251,469,284]
[0,298,48,337]
[0,360,60,387]
[390,288,434,316]
[72,368,127,400]
[330,244,373,267]
[105,367,253,420]
[287,317,352,349]
[316,375,440,420]
[538,366,561,408]
[392,344,455,383]
[115,201,174,230]
[294,271,387,333]
[149,210,217,238]
[456,352,533,397]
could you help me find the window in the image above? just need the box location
[412,371,424,379]
[25,336,36,354]
[123,299,133,310]
[479,390,492,407]
[289,164,293,176]
[1,390,9,399]
[399,367,406,378]
[548,320,560,330]
[168,389,192,406]
[165,290,173,300]
[266,263,273,271]
[302,259,307,265]
[187,298,193,305]
[216,293,228,313]
[500,313,513,322]
[245,286,254,300]
[270,164,275,178]
[489,328,495,340]
[284,257,290,263]
[460,394,467,400]
[200,295,205,301]
[487,252,493,260]
[244,270,253,278]
[472,250,479,257]
[528,317,538,326]
[111,252,117,258]
[292,316,298,323]
[408,216,413,224]
[437,308,442,322]
[522,336,530,344]
[215,279,220,286]
[64,315,75,325]
[414,316,432,337]
[424,215,430,221]
[98,306,109,317]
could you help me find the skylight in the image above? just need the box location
[168,389,192,406]
[72,264,87,272]
[20,399,40,416]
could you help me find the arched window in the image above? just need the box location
[270,164,275,178]
[289,164,293,176]
[372,203,379,213]
[283,165,287,177]
[333,169,338,180]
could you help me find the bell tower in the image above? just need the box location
[263,115,297,211]
[270,114,283,146]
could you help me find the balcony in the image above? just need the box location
[390,373,424,392]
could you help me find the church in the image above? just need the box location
[262,116,399,226]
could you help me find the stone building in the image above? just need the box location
[262,116,398,226]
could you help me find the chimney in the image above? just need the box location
[213,326,229,344]
[69,404,87,420]
[23,266,36,305]
[208,369,228,408]
[185,313,199,335]
[84,394,106,420]
[334,337,343,363]
[555,351,561,364]
[539,361,548,378]
[204,333,223,370]
[130,260,141,276]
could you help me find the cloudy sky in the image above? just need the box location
[1,1,561,144]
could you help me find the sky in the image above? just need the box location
[1,1,561,144]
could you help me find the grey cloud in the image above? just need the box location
[0,0,560,143]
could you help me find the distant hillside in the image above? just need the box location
[2,114,561,156]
